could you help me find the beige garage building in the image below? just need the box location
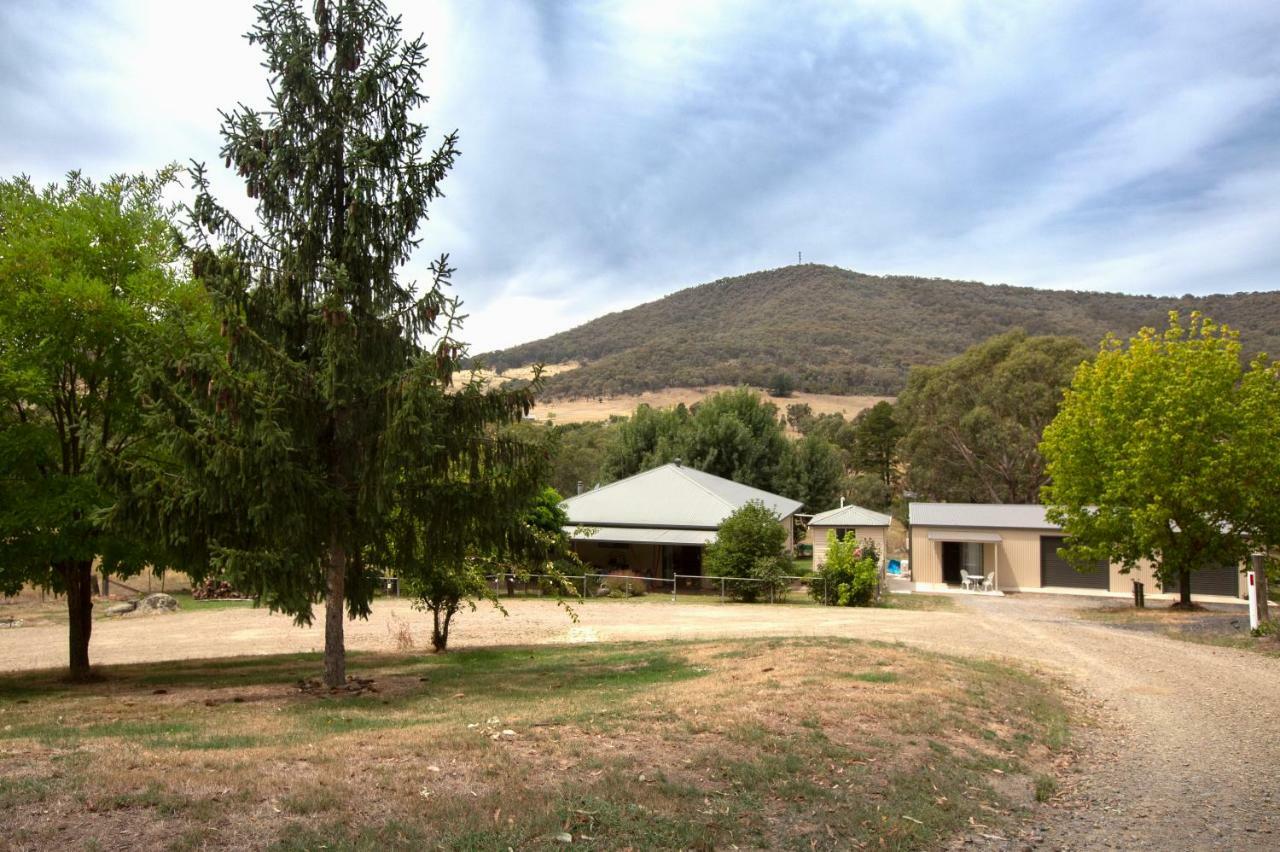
[908,503,1247,601]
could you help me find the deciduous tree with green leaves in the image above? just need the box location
[680,388,790,491]
[1041,313,1273,607]
[898,330,1090,503]
[602,403,689,481]
[776,434,843,512]
[0,169,205,680]
[702,500,792,602]
[114,0,536,687]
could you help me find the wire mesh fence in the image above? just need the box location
[481,572,834,605]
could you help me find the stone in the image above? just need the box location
[136,593,179,614]
[106,601,138,616]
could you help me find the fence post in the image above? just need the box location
[1252,553,1270,622]
[582,575,587,600]
[672,575,678,603]
[720,577,725,603]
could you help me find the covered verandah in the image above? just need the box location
[925,529,1004,594]
[568,526,714,585]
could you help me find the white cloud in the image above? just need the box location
[3,0,1279,351]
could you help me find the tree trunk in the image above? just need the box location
[1178,568,1192,608]
[324,535,348,688]
[431,603,457,653]
[58,560,95,681]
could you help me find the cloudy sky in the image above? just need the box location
[3,0,1279,352]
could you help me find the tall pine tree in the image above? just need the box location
[117,0,536,687]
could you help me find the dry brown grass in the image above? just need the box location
[466,371,893,425]
[1,637,1069,850]
[534,388,893,425]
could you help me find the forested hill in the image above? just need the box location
[476,265,1280,397]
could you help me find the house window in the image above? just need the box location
[961,542,983,573]
[835,527,857,541]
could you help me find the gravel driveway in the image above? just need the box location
[3,593,1276,849]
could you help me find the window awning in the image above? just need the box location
[565,526,717,546]
[927,530,1003,543]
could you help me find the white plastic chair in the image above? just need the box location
[959,570,978,591]
[981,572,995,592]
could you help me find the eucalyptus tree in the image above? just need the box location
[117,0,535,687]
[898,330,1090,503]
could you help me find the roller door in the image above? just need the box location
[1161,564,1242,597]
[1040,537,1109,590]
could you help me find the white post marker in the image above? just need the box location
[1247,570,1259,632]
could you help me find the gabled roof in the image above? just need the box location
[908,502,1059,530]
[808,504,892,528]
[561,463,803,530]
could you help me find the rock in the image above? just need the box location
[136,593,179,614]
[554,833,573,844]
[106,601,138,616]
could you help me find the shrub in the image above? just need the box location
[752,555,793,602]
[768,372,795,398]
[703,501,792,602]
[192,577,249,600]
[811,532,880,606]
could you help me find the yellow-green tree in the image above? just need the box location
[0,169,207,679]
[1041,313,1277,606]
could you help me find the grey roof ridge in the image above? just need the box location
[560,463,672,506]
[668,464,740,512]
[677,463,803,515]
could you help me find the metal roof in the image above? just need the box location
[565,525,718,546]
[561,463,803,530]
[808,504,892,528]
[908,503,1060,530]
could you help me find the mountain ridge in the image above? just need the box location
[476,264,1280,398]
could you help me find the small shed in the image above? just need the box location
[807,503,892,569]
